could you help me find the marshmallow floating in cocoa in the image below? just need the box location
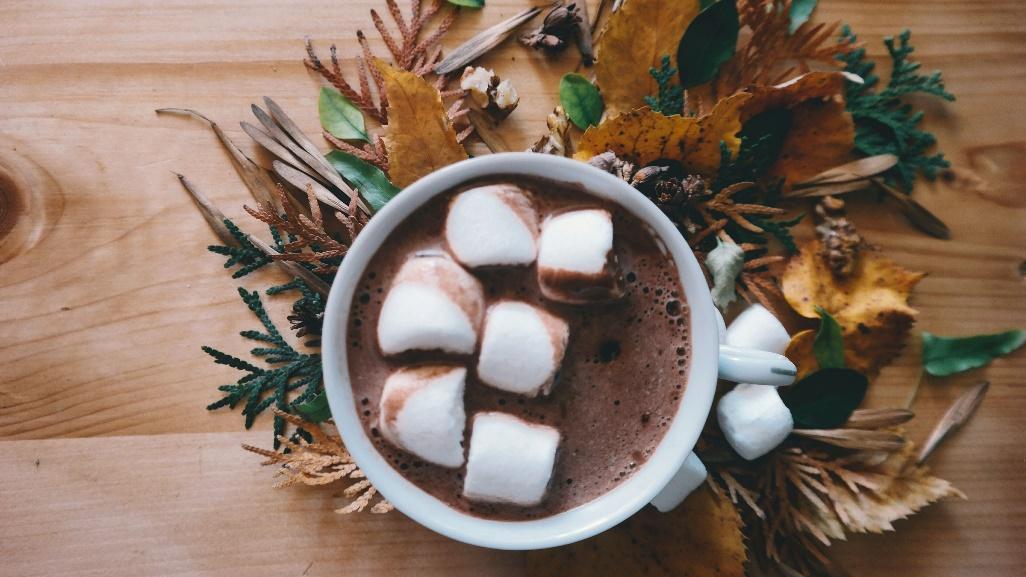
[717,383,794,461]
[445,185,539,268]
[477,301,569,397]
[377,251,484,356]
[537,208,625,304]
[379,365,468,468]
[724,304,790,355]
[463,412,560,506]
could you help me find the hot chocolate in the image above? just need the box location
[345,176,690,520]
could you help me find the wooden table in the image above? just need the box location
[1,1,1024,575]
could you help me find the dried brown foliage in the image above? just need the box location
[305,0,455,124]
[705,409,962,575]
[246,184,366,275]
[243,410,393,514]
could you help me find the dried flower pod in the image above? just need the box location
[529,106,572,156]
[519,1,581,53]
[815,196,861,278]
[459,66,520,121]
[586,151,635,181]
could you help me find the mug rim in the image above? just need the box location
[322,152,718,550]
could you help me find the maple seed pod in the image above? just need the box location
[377,251,485,355]
[463,412,561,506]
[725,304,790,355]
[476,301,570,397]
[537,208,625,304]
[717,384,795,461]
[379,366,468,468]
[444,185,539,268]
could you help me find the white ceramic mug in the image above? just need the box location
[322,153,795,550]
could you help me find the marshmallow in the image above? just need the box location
[717,383,794,461]
[463,412,560,506]
[377,251,484,355]
[445,185,539,268]
[477,301,569,397]
[537,209,625,304]
[725,304,790,355]
[650,452,708,512]
[378,365,467,468]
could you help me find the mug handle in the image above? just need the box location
[650,312,798,512]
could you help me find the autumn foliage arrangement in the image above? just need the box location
[161,1,1025,576]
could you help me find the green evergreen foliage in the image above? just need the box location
[645,55,685,116]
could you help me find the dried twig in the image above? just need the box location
[434,7,541,75]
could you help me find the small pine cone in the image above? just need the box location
[815,196,861,278]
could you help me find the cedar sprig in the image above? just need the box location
[304,0,455,124]
[243,409,394,514]
[207,219,280,278]
[205,288,323,448]
[644,55,684,116]
[246,184,363,276]
[838,27,955,191]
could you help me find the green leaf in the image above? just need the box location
[706,239,745,312]
[788,0,817,34]
[813,306,845,369]
[676,0,739,88]
[447,0,484,6]
[294,390,332,423]
[738,107,791,172]
[559,73,604,129]
[318,87,369,142]
[325,150,401,212]
[780,368,868,429]
[921,329,1026,377]
[699,0,717,8]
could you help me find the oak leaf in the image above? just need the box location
[526,485,745,577]
[574,93,751,176]
[594,0,701,114]
[377,60,468,187]
[782,240,926,378]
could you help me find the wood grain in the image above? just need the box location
[1,0,1024,575]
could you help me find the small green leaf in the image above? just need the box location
[318,87,369,142]
[706,239,745,312]
[325,150,401,213]
[676,0,739,88]
[813,306,845,369]
[921,329,1026,377]
[780,368,868,429]
[788,0,818,35]
[294,390,332,423]
[447,0,484,7]
[559,73,604,130]
[738,107,791,172]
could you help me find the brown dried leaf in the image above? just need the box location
[526,485,745,577]
[917,380,989,464]
[594,0,701,114]
[573,93,750,176]
[782,241,926,377]
[793,428,907,451]
[377,60,468,187]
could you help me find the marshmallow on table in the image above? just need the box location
[463,412,560,506]
[379,365,468,468]
[717,383,794,460]
[477,301,569,397]
[377,251,484,356]
[725,304,790,355]
[718,304,794,460]
[537,208,625,304]
[445,185,539,268]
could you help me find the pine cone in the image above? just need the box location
[815,196,861,278]
[519,2,581,52]
[288,300,324,347]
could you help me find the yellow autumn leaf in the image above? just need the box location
[574,93,751,176]
[376,61,467,187]
[782,240,926,378]
[594,0,702,114]
[526,485,745,577]
[743,72,855,184]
